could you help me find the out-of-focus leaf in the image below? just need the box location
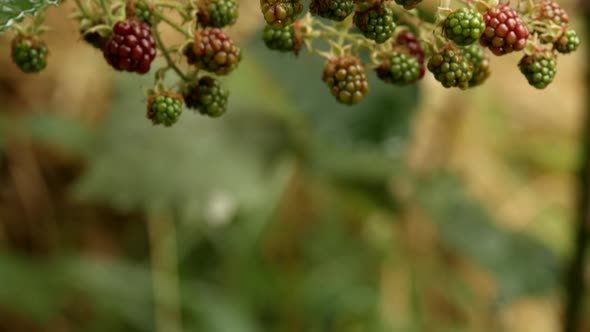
[416,174,561,302]
[0,0,59,32]
[25,112,94,155]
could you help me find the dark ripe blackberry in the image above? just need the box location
[310,0,355,22]
[322,55,369,105]
[102,19,157,74]
[376,51,421,85]
[443,8,485,46]
[394,0,422,10]
[427,45,473,89]
[480,5,529,56]
[260,0,304,28]
[147,91,184,126]
[461,44,490,87]
[189,28,241,75]
[353,2,396,44]
[183,76,229,117]
[396,30,425,78]
[533,1,569,26]
[518,49,557,89]
[262,24,301,54]
[554,28,581,54]
[197,0,239,28]
[11,35,49,73]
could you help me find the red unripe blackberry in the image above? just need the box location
[260,0,304,28]
[322,56,369,105]
[427,45,473,89]
[396,30,425,78]
[479,5,529,56]
[518,49,557,89]
[533,1,569,26]
[188,28,241,75]
[103,19,157,74]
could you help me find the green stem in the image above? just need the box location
[146,2,192,38]
[153,26,190,82]
[74,0,91,18]
[99,0,114,25]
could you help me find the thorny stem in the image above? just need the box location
[153,25,191,82]
[99,0,114,25]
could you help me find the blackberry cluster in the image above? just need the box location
[353,3,396,44]
[554,28,580,54]
[394,0,422,10]
[443,8,485,46]
[183,76,229,118]
[396,30,425,78]
[462,44,490,87]
[480,5,529,56]
[376,51,421,85]
[11,35,49,73]
[147,92,184,126]
[518,50,557,89]
[188,28,241,75]
[263,24,301,53]
[102,19,157,74]
[322,56,369,105]
[310,0,355,22]
[197,0,239,28]
[260,0,304,28]
[427,45,473,89]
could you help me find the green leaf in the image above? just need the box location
[0,0,59,32]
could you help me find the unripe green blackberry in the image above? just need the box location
[147,92,184,126]
[394,0,422,10]
[183,76,229,118]
[197,0,239,28]
[518,49,557,89]
[310,0,354,22]
[375,51,421,85]
[554,28,580,54]
[262,24,301,54]
[11,35,49,74]
[322,56,369,105]
[443,8,485,46]
[427,45,473,89]
[187,28,241,75]
[127,0,156,26]
[461,44,490,87]
[353,3,396,44]
[260,0,304,28]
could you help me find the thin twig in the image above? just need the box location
[153,26,190,82]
